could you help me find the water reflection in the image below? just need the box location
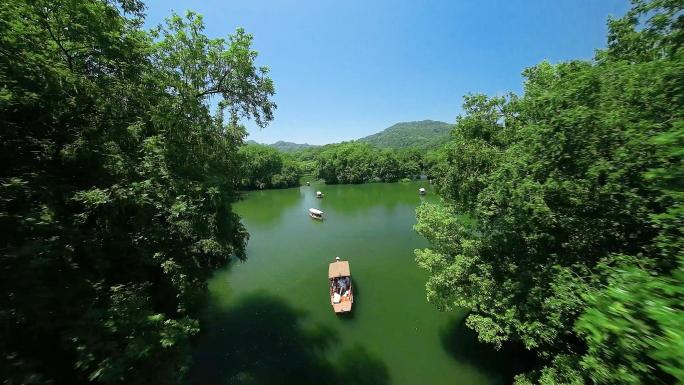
[187,293,390,385]
[439,314,537,384]
[315,182,433,216]
[205,181,515,385]
[236,187,303,227]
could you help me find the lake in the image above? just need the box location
[187,181,526,385]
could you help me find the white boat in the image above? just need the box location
[309,208,324,220]
[419,187,426,195]
[316,191,324,198]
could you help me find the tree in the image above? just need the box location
[414,1,684,383]
[314,142,417,184]
[0,1,275,383]
[237,143,301,189]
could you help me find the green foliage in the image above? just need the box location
[238,143,302,189]
[0,1,274,384]
[358,120,454,149]
[414,1,684,383]
[575,260,684,385]
[314,142,422,184]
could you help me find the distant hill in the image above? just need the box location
[245,119,453,152]
[358,120,453,149]
[269,141,317,152]
[244,140,317,152]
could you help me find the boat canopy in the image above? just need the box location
[328,260,350,278]
[309,208,323,215]
[419,188,426,192]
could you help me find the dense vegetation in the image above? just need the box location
[2,0,682,384]
[238,143,302,189]
[0,1,275,384]
[358,119,453,149]
[414,1,683,384]
[310,142,424,184]
[237,120,453,185]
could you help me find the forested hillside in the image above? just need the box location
[358,120,453,149]
[249,120,452,153]
[415,1,684,384]
[0,1,275,383]
[270,140,317,152]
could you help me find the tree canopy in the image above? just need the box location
[238,143,302,189]
[414,0,684,383]
[0,1,274,383]
[314,142,422,184]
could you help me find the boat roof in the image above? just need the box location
[328,260,350,278]
[309,208,323,215]
[419,187,426,191]
[316,191,322,194]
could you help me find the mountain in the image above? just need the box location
[358,120,453,149]
[244,139,317,152]
[269,141,317,152]
[246,119,453,152]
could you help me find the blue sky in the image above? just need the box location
[144,0,630,145]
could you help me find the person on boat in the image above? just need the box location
[344,276,351,295]
[338,276,348,294]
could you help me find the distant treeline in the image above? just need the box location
[310,142,424,184]
[238,144,302,189]
[240,141,429,188]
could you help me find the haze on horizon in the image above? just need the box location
[145,0,630,145]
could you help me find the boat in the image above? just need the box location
[316,191,324,198]
[419,187,426,195]
[309,208,324,220]
[306,181,310,186]
[328,257,353,313]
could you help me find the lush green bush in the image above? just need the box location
[0,1,274,383]
[314,142,423,184]
[238,144,301,189]
[415,1,684,383]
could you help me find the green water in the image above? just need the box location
[188,181,526,385]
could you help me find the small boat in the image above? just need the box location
[329,257,353,313]
[306,181,310,186]
[419,187,426,195]
[309,208,324,220]
[316,191,324,198]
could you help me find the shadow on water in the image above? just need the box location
[335,279,360,322]
[440,315,538,384]
[187,292,389,385]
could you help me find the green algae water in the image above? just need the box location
[187,181,528,385]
